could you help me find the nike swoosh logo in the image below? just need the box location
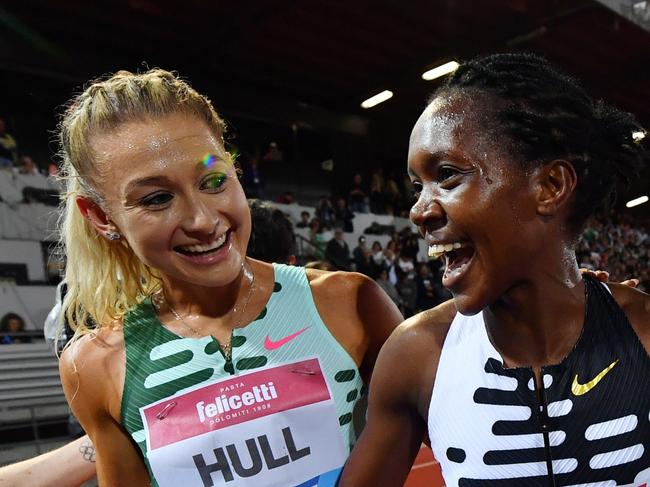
[264,327,309,351]
[571,359,619,396]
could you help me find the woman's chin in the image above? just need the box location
[160,254,246,289]
[450,292,486,317]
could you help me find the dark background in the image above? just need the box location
[1,0,648,219]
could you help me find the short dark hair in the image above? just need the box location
[433,52,647,232]
[0,312,25,332]
[247,199,295,263]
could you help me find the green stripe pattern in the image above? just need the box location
[121,263,364,486]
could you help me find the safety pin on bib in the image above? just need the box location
[156,401,177,420]
[291,368,316,375]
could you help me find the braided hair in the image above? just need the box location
[433,53,647,231]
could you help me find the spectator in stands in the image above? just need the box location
[17,155,60,205]
[415,262,442,311]
[370,168,385,193]
[0,312,29,344]
[369,171,386,214]
[326,227,352,271]
[353,235,372,276]
[348,173,369,213]
[296,210,311,228]
[396,269,418,318]
[369,240,389,278]
[399,226,420,261]
[308,217,327,259]
[375,268,402,310]
[262,141,283,163]
[275,191,296,204]
[247,199,296,265]
[0,117,17,168]
[17,155,39,176]
[315,195,336,228]
[241,151,265,198]
[396,253,415,277]
[335,196,354,232]
[383,239,398,267]
[48,161,59,177]
[383,175,402,215]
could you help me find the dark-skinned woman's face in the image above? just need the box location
[408,93,542,315]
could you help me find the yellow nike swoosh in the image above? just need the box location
[571,360,619,396]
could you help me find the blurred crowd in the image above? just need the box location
[0,117,61,206]
[295,207,650,317]
[1,119,648,313]
[577,213,649,292]
[298,212,450,318]
[342,169,413,217]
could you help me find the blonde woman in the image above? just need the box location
[57,69,402,486]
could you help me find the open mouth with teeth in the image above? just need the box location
[174,230,230,256]
[428,241,475,286]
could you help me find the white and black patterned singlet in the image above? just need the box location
[428,277,650,487]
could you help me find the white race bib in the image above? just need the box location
[140,358,347,487]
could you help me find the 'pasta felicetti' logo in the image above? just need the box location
[195,381,278,423]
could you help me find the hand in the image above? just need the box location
[579,268,639,288]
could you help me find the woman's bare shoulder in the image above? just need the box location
[608,283,650,351]
[306,268,401,310]
[389,299,457,355]
[60,326,125,369]
[305,267,366,291]
[306,269,398,322]
[59,326,126,419]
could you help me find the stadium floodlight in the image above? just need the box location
[361,90,393,109]
[422,61,459,81]
[626,195,649,208]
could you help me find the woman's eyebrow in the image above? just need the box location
[408,151,453,177]
[124,175,171,193]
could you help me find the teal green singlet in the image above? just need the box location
[121,263,365,487]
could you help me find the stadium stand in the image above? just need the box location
[0,342,68,457]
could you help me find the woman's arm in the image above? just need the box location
[339,317,434,485]
[340,301,456,486]
[0,436,96,487]
[59,334,150,486]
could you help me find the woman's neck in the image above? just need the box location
[483,249,586,369]
[160,260,254,319]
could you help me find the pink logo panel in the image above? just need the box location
[142,358,330,450]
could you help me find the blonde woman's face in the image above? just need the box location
[91,113,251,288]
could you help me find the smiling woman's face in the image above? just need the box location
[408,93,542,315]
[90,112,251,289]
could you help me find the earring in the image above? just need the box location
[106,231,122,241]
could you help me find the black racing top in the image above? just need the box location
[428,276,650,487]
